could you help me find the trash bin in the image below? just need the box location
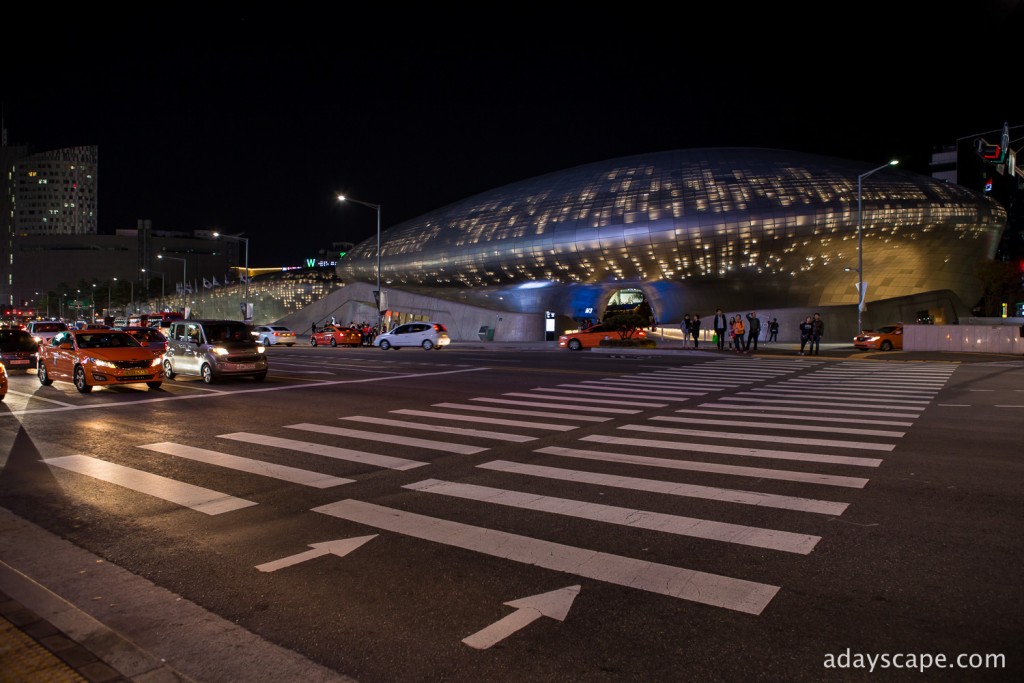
[478,325,494,341]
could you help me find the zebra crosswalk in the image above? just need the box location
[37,357,958,616]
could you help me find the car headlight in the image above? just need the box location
[212,347,229,356]
[33,336,43,344]
[91,358,117,368]
[150,357,162,367]
[257,345,266,353]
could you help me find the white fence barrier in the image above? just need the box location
[905,323,1024,355]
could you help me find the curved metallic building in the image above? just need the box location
[338,148,1006,324]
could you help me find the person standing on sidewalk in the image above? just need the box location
[809,312,824,355]
[768,318,779,342]
[798,316,813,355]
[691,314,702,348]
[745,311,762,353]
[712,308,728,351]
[680,314,692,349]
[731,314,746,354]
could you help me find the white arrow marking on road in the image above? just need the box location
[255,535,378,573]
[462,585,581,650]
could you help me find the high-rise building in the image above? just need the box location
[13,145,98,236]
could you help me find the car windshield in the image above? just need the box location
[271,326,290,332]
[76,333,143,349]
[34,322,67,333]
[877,326,900,334]
[0,330,37,351]
[204,324,251,343]
[129,329,167,342]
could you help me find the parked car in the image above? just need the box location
[559,323,647,350]
[121,326,169,356]
[0,361,7,401]
[254,325,297,346]
[374,322,450,350]
[36,329,163,394]
[310,324,362,347]
[0,328,39,370]
[27,320,69,346]
[163,319,267,383]
[853,323,904,351]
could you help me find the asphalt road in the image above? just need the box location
[1,344,1022,682]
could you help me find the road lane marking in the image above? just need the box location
[622,423,895,451]
[501,392,667,408]
[491,456,854,510]
[139,442,354,487]
[571,381,709,395]
[747,391,930,405]
[722,397,922,412]
[652,415,904,437]
[432,402,612,422]
[219,432,432,468]
[42,455,256,515]
[470,398,641,414]
[534,447,867,490]
[538,387,694,401]
[583,435,883,468]
[671,408,913,427]
[704,403,918,418]
[312,499,780,615]
[392,409,577,431]
[281,424,487,455]
[404,478,821,554]
[338,416,536,442]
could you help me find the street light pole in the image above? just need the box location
[213,233,250,320]
[337,195,382,322]
[856,159,899,335]
[158,254,187,309]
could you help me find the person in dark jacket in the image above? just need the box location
[690,314,702,348]
[745,311,762,352]
[798,316,813,355]
[809,312,824,355]
[712,308,728,351]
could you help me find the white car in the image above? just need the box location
[27,320,69,346]
[374,322,450,350]
[252,325,297,346]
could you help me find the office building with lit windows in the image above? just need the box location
[337,148,1007,338]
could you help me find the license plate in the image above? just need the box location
[125,368,148,376]
[9,359,29,365]
[229,363,256,370]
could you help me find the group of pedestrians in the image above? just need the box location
[799,312,824,355]
[685,309,821,355]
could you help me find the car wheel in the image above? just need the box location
[568,339,582,351]
[201,364,215,384]
[163,359,176,380]
[379,340,391,350]
[147,381,162,389]
[253,372,267,381]
[74,365,92,393]
[38,361,53,386]
[330,338,337,347]
[310,337,317,346]
[880,340,893,351]
[422,339,434,350]
[262,337,272,346]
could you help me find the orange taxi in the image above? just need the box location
[310,324,362,347]
[37,329,163,393]
[0,361,8,401]
[853,323,903,351]
[558,323,647,351]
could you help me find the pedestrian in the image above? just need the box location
[809,312,824,355]
[768,318,779,342]
[680,314,692,348]
[732,314,746,353]
[691,314,701,349]
[310,321,316,336]
[798,316,813,355]
[745,311,761,352]
[712,308,728,351]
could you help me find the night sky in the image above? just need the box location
[5,5,1021,267]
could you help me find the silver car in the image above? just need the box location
[374,322,451,350]
[163,319,267,383]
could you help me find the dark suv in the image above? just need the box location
[163,319,267,383]
[0,328,39,370]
